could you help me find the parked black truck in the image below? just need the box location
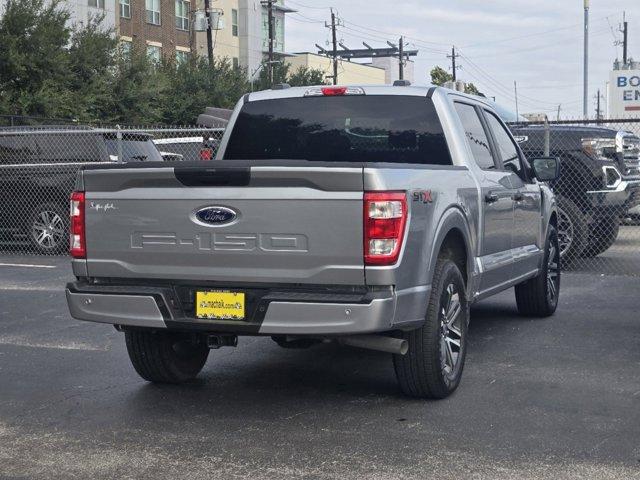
[509,123,640,261]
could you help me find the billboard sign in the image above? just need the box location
[609,70,640,118]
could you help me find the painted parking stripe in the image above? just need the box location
[0,262,57,269]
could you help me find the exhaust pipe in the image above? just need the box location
[206,334,238,349]
[338,335,408,355]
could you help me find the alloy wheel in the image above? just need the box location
[32,210,65,250]
[556,207,574,258]
[440,283,463,376]
[547,239,560,302]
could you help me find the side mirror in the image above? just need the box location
[531,157,560,182]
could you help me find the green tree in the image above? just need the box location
[253,62,326,91]
[287,66,326,87]
[157,56,250,125]
[0,0,73,118]
[429,65,483,96]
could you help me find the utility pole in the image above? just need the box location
[398,36,404,80]
[326,9,339,85]
[557,104,562,121]
[447,46,458,81]
[595,89,604,119]
[583,0,589,118]
[622,12,628,65]
[514,81,519,119]
[261,0,275,86]
[204,0,214,65]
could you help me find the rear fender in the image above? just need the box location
[427,207,476,294]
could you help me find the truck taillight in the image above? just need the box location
[364,191,407,266]
[70,191,86,259]
[199,147,213,160]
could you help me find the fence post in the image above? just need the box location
[116,124,123,163]
[544,119,550,157]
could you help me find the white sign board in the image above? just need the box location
[609,70,640,118]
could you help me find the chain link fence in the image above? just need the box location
[508,118,640,276]
[0,125,225,255]
[1,118,640,277]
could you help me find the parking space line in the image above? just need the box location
[0,336,108,352]
[0,262,57,269]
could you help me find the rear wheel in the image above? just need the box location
[30,202,67,254]
[582,216,620,258]
[515,225,560,317]
[125,329,209,383]
[393,255,469,399]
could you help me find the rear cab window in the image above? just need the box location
[223,95,452,165]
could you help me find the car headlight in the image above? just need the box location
[582,137,618,161]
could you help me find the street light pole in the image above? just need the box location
[583,0,589,118]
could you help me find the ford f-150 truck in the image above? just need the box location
[65,84,561,399]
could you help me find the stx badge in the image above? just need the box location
[412,190,433,204]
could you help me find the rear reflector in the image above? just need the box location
[304,86,365,97]
[70,191,86,259]
[364,191,407,265]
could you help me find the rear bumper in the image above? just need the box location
[65,281,430,335]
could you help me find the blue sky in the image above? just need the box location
[284,0,640,118]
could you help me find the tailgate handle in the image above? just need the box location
[175,167,250,187]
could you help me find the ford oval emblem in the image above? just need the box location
[194,206,237,226]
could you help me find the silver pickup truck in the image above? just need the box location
[66,84,561,399]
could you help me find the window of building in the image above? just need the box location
[120,0,130,18]
[232,9,238,36]
[232,57,239,69]
[146,44,162,63]
[146,0,161,25]
[175,0,189,30]
[175,49,189,65]
[454,102,496,170]
[88,0,105,8]
[120,39,132,57]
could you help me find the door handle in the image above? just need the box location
[485,192,499,204]
[512,192,524,202]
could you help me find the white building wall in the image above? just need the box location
[0,0,116,32]
[371,57,415,85]
[238,0,263,80]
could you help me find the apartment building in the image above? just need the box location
[115,0,293,75]
[117,0,192,62]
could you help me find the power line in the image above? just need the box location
[460,14,612,49]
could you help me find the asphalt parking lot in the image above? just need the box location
[1,255,639,480]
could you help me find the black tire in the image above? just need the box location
[581,216,620,258]
[30,202,68,254]
[555,195,588,264]
[125,329,209,383]
[515,225,560,317]
[393,255,469,399]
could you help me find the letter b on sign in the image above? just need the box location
[618,76,628,87]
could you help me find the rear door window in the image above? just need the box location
[0,135,38,164]
[224,95,452,165]
[454,102,496,170]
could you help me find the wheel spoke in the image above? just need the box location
[445,335,461,349]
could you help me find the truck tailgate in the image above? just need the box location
[81,163,365,285]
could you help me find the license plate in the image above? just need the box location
[195,290,245,320]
